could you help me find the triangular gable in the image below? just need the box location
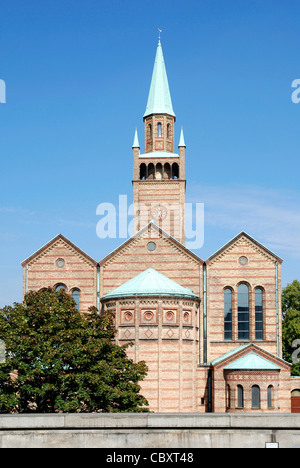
[206,232,283,266]
[211,343,291,371]
[21,234,97,267]
[99,221,203,267]
[224,352,281,370]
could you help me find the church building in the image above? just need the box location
[21,38,300,413]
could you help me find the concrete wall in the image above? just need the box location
[0,413,299,448]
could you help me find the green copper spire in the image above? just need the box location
[144,39,175,119]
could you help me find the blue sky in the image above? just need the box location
[0,0,300,307]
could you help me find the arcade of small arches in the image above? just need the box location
[139,162,179,180]
[226,381,278,412]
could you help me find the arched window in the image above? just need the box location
[164,162,171,179]
[72,289,80,311]
[268,385,274,409]
[172,162,179,179]
[224,288,233,341]
[156,163,163,180]
[157,122,162,138]
[167,123,171,139]
[238,284,250,340]
[55,284,67,292]
[140,163,146,180]
[227,385,231,409]
[237,385,244,408]
[252,385,260,409]
[255,288,264,340]
[148,163,155,180]
[148,124,152,139]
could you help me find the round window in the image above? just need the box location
[56,258,65,268]
[239,256,248,266]
[147,242,156,252]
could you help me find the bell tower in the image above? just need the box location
[132,38,186,245]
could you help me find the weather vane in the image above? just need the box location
[158,28,162,40]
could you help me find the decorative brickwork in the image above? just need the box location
[21,40,296,414]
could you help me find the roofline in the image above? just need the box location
[99,221,204,266]
[101,292,201,301]
[21,234,98,267]
[206,231,283,264]
[211,343,291,369]
[143,112,176,121]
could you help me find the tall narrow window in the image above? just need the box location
[167,123,171,139]
[255,288,264,340]
[252,385,260,409]
[149,124,152,139]
[237,385,244,408]
[268,385,274,409]
[55,284,66,292]
[157,122,162,138]
[238,284,250,340]
[227,385,231,409]
[72,289,80,311]
[224,288,233,341]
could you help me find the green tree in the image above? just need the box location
[282,280,300,376]
[0,288,149,413]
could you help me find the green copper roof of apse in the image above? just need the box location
[101,268,198,300]
[223,352,281,370]
[144,39,175,119]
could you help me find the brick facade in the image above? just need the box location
[21,39,296,414]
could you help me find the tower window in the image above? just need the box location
[140,163,147,180]
[238,283,250,340]
[164,163,171,179]
[148,124,152,139]
[157,122,162,138]
[167,123,171,139]
[172,162,179,179]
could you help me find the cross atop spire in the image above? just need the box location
[143,38,175,119]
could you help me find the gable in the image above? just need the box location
[212,344,291,371]
[206,232,283,267]
[100,222,203,297]
[21,234,97,268]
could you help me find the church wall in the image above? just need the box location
[23,240,97,313]
[132,180,186,244]
[212,345,291,413]
[206,235,281,364]
[100,231,202,299]
[101,296,201,413]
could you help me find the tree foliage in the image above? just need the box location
[282,280,300,376]
[0,288,149,413]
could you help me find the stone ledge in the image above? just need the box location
[0,413,299,430]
